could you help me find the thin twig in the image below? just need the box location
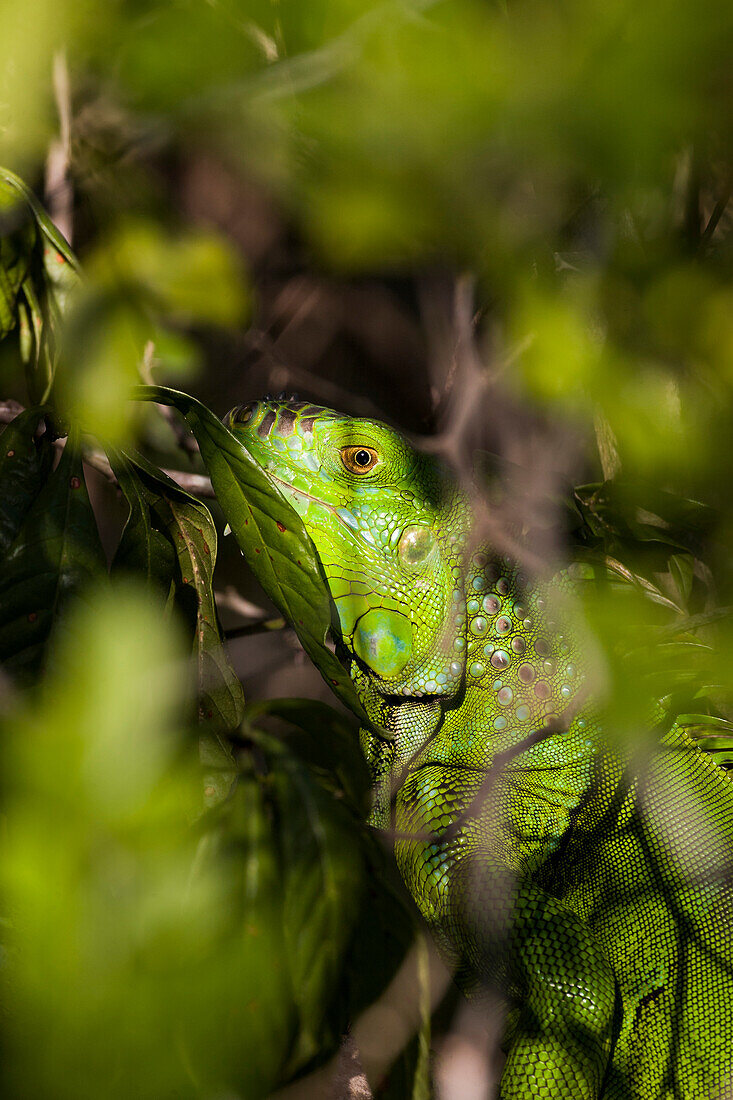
[140,340,200,460]
[224,617,287,639]
[387,687,590,846]
[215,586,269,620]
[44,51,74,245]
[161,469,215,496]
[700,177,732,248]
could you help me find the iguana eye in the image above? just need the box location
[341,446,378,474]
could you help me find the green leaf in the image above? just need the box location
[242,698,370,815]
[109,448,177,594]
[0,407,54,559]
[0,167,82,404]
[0,183,35,336]
[237,704,426,1086]
[675,713,733,769]
[0,434,105,682]
[109,449,242,806]
[238,720,367,1078]
[189,773,296,1098]
[276,740,364,1073]
[342,834,428,1100]
[573,480,717,554]
[132,385,375,733]
[668,552,694,609]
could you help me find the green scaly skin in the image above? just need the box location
[229,397,733,1099]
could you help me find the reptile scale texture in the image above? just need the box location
[228,396,733,1100]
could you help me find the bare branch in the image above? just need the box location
[270,935,452,1100]
[0,399,27,425]
[215,586,269,620]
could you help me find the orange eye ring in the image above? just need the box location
[340,445,379,474]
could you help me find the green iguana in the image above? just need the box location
[227,396,733,1100]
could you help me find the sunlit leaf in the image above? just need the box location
[132,384,374,731]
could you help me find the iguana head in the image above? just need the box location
[227,397,471,734]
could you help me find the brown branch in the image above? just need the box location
[215,586,269,620]
[270,935,452,1100]
[160,468,215,496]
[0,400,26,426]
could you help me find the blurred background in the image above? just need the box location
[2,1,733,1097]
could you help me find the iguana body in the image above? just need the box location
[230,397,733,1099]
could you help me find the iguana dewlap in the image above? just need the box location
[230,396,733,1100]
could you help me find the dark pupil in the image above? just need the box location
[354,449,372,467]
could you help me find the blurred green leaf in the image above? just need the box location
[133,384,374,732]
[52,220,249,444]
[109,449,242,806]
[1,585,208,1099]
[0,432,105,682]
[0,407,54,557]
[1,587,385,1099]
[88,219,249,329]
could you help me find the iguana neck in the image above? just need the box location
[362,547,591,824]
